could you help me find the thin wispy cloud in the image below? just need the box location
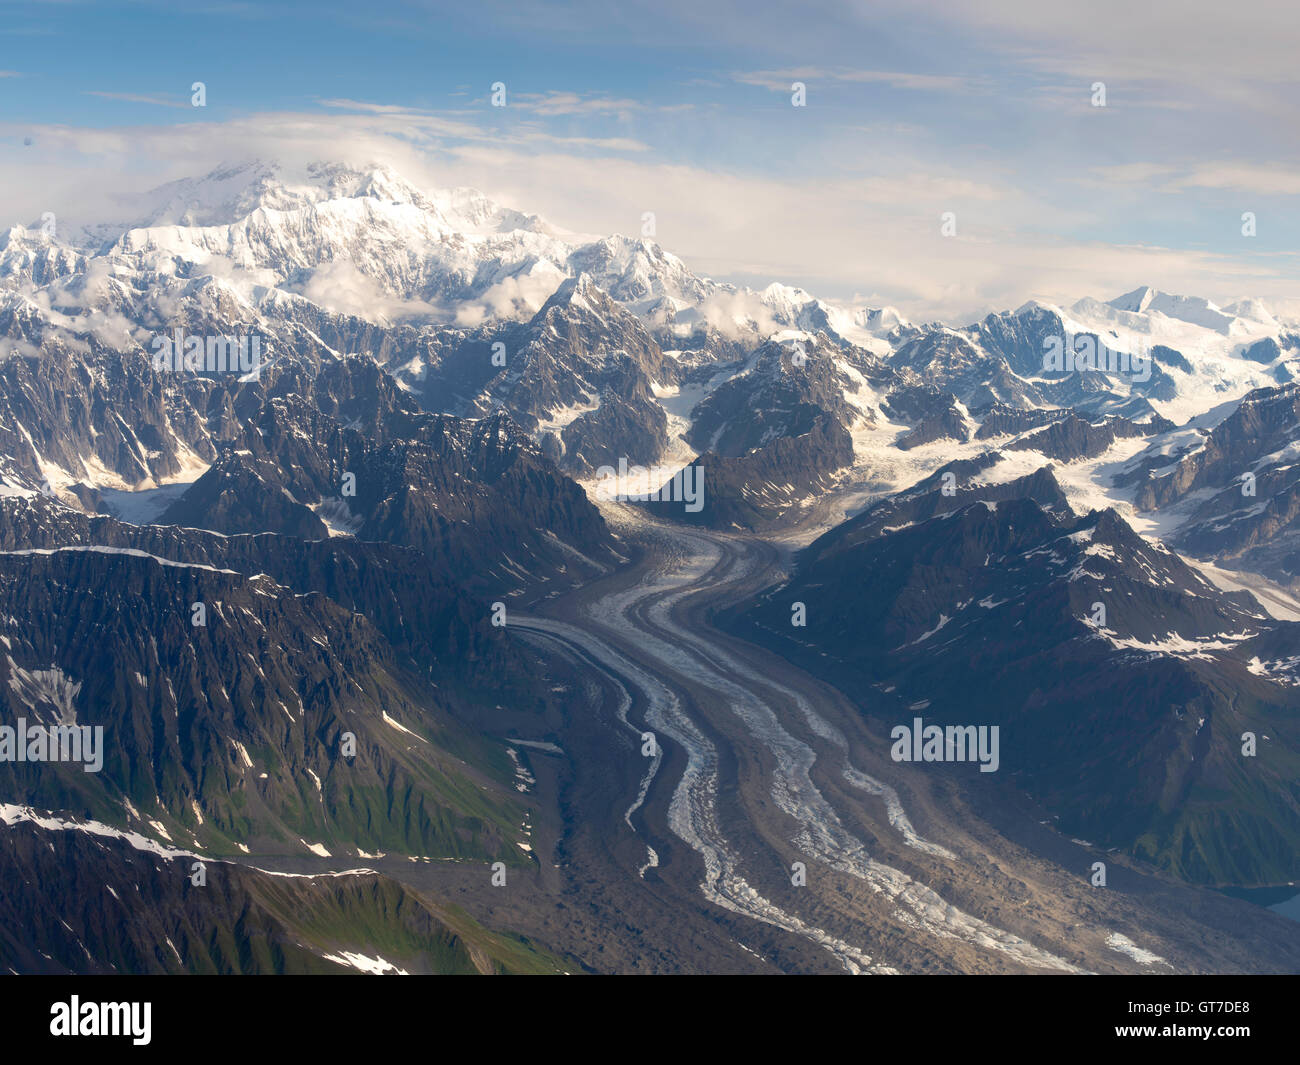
[317,98,426,114]
[733,67,985,93]
[1177,164,1300,197]
[513,91,647,116]
[1087,162,1300,196]
[82,91,191,109]
[510,91,695,118]
[314,96,651,151]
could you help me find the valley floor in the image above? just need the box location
[248,507,1300,974]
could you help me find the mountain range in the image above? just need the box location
[3,159,1299,973]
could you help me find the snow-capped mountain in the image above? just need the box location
[4,160,1297,521]
[1,159,1298,557]
[1121,383,1300,584]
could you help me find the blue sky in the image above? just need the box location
[2,0,1298,321]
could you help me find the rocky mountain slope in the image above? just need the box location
[0,813,567,974]
[734,470,1300,885]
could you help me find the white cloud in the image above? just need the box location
[882,0,1300,81]
[2,105,1295,324]
[455,264,569,326]
[734,68,984,93]
[512,92,647,116]
[285,260,440,324]
[1177,164,1300,196]
[82,91,191,110]
[1087,161,1300,196]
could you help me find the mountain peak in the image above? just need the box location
[540,271,607,313]
[1100,286,1259,335]
[1109,285,1158,314]
[127,159,532,238]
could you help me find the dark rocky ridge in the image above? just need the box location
[0,821,566,974]
[734,475,1300,885]
[645,414,855,530]
[0,495,524,695]
[1127,385,1300,583]
[0,543,527,861]
[160,384,617,592]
